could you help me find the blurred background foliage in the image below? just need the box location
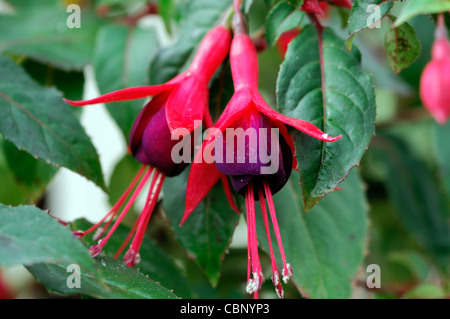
[0,0,448,299]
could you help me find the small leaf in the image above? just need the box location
[162,170,240,287]
[277,25,376,211]
[394,0,450,27]
[27,255,179,299]
[0,56,107,191]
[265,1,305,48]
[0,204,98,276]
[256,169,369,298]
[93,24,159,138]
[384,16,421,74]
[149,0,233,85]
[346,0,394,51]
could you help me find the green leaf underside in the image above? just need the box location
[162,170,240,287]
[149,0,233,85]
[395,0,450,27]
[27,255,179,299]
[265,1,305,48]
[277,25,376,211]
[346,0,394,51]
[384,17,421,74]
[256,169,368,298]
[0,56,106,191]
[0,204,97,276]
[93,25,158,138]
[0,0,100,71]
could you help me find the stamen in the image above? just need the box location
[98,167,153,250]
[263,180,293,284]
[89,239,103,258]
[258,187,280,287]
[130,171,166,255]
[83,165,148,237]
[114,168,157,259]
[123,248,141,268]
[245,182,264,296]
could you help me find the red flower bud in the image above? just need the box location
[420,16,450,124]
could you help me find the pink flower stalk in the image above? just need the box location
[66,25,235,267]
[181,3,341,298]
[420,14,450,124]
[64,25,232,136]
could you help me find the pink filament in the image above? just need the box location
[263,180,289,275]
[83,165,148,237]
[98,167,153,249]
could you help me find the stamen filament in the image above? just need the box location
[99,167,153,248]
[83,165,148,237]
[258,187,281,286]
[132,172,166,253]
[263,180,292,283]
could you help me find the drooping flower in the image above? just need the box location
[420,14,450,124]
[66,25,236,267]
[301,0,352,15]
[64,25,232,136]
[181,5,341,298]
[276,28,301,58]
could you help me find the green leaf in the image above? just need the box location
[265,1,305,48]
[93,24,159,138]
[435,122,450,202]
[277,25,376,211]
[0,0,101,71]
[0,138,27,205]
[394,0,450,27]
[402,283,447,299]
[149,0,232,85]
[22,59,85,102]
[384,16,421,74]
[27,254,179,299]
[162,170,240,287]
[0,204,97,276]
[346,0,394,51]
[0,55,107,191]
[3,139,58,203]
[71,219,192,298]
[256,168,368,298]
[372,135,450,271]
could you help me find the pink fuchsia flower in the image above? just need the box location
[64,25,232,136]
[276,28,301,58]
[181,6,341,298]
[66,25,235,267]
[420,14,450,124]
[301,0,352,15]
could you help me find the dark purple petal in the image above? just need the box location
[130,100,193,177]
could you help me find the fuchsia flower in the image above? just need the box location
[301,0,352,15]
[420,14,450,124]
[181,6,341,298]
[65,25,233,267]
[276,28,301,58]
[64,25,232,136]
